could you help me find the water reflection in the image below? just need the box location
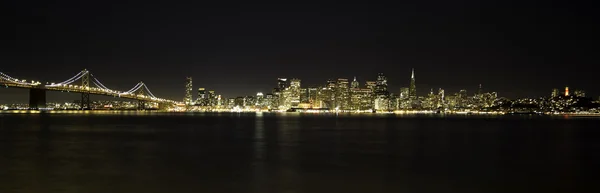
[0,113,595,193]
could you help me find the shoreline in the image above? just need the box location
[1,110,599,116]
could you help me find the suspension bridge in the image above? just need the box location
[1,69,181,110]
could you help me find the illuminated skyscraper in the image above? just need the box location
[244,96,255,108]
[289,78,301,107]
[438,88,445,108]
[208,90,216,106]
[307,87,318,107]
[351,76,359,89]
[326,79,336,89]
[277,78,288,91]
[256,92,264,108]
[227,98,235,108]
[265,94,275,109]
[565,86,569,96]
[319,79,337,109]
[290,78,301,89]
[399,87,409,99]
[196,88,208,106]
[457,89,467,108]
[551,88,559,98]
[375,73,388,94]
[300,88,308,103]
[365,81,376,92]
[335,78,350,109]
[350,87,373,111]
[216,95,222,106]
[198,88,206,99]
[184,77,193,105]
[272,78,288,109]
[409,68,416,98]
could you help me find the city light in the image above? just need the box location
[2,69,598,114]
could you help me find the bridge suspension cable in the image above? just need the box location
[121,82,143,94]
[141,83,157,98]
[0,72,18,81]
[90,74,113,91]
[47,70,87,86]
[1,72,41,85]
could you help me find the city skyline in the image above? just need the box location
[4,67,595,114]
[0,67,596,104]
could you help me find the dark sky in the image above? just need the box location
[1,0,597,103]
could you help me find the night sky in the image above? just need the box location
[1,0,597,103]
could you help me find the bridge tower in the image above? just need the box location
[29,88,46,110]
[81,69,91,110]
[137,82,146,110]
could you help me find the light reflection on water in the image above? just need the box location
[0,113,597,193]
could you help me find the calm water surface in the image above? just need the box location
[0,112,598,193]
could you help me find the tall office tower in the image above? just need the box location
[184,77,193,105]
[289,78,301,107]
[336,78,350,109]
[318,86,335,109]
[271,94,280,109]
[565,87,569,96]
[228,98,235,108]
[458,89,467,107]
[324,79,337,107]
[409,68,416,98]
[208,90,216,106]
[198,88,206,99]
[478,84,483,95]
[399,87,409,99]
[272,85,282,108]
[265,94,274,108]
[438,88,445,107]
[300,88,308,103]
[551,88,559,97]
[216,95,222,106]
[375,73,388,94]
[326,79,336,89]
[458,90,467,99]
[351,76,359,89]
[307,87,318,107]
[350,88,372,110]
[365,81,376,92]
[423,89,436,109]
[374,73,390,111]
[256,92,264,107]
[197,88,207,106]
[290,78,301,89]
[277,78,288,91]
[244,96,255,108]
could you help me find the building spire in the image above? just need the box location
[409,68,416,98]
[351,76,359,89]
